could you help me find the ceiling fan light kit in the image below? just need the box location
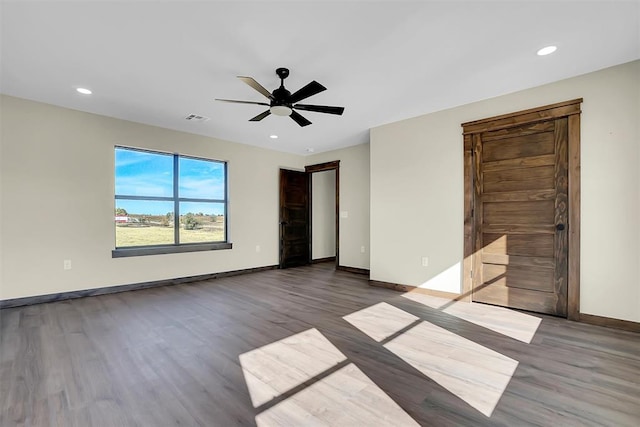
[216,67,344,127]
[270,105,292,116]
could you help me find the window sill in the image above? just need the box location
[112,242,232,258]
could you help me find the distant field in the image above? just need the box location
[115,225,225,247]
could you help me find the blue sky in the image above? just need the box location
[115,148,226,215]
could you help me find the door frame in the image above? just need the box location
[305,160,340,269]
[461,99,582,320]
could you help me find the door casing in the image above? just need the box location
[279,161,340,269]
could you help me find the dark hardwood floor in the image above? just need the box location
[1,263,639,426]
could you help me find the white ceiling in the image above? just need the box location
[2,1,639,155]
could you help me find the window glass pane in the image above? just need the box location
[179,202,225,244]
[179,157,225,200]
[115,200,175,247]
[115,148,173,197]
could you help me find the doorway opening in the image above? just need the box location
[306,161,340,269]
[311,169,337,264]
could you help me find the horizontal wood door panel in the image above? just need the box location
[484,165,554,184]
[281,241,309,266]
[283,206,307,222]
[473,282,559,314]
[482,132,554,162]
[482,189,555,203]
[480,120,555,142]
[483,201,555,225]
[482,154,555,172]
[482,253,555,268]
[483,233,554,258]
[482,224,556,234]
[484,166,554,193]
[482,263,555,292]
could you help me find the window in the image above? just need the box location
[113,146,230,257]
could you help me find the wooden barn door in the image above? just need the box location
[463,100,582,317]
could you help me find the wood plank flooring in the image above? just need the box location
[1,262,639,426]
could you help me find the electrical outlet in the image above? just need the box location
[256,245,261,253]
[421,257,429,267]
[63,259,72,270]
[360,246,365,253]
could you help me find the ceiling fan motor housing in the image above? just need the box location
[271,87,291,106]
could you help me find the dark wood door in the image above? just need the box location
[279,169,310,268]
[472,118,568,316]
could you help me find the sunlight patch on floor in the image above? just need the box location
[255,363,420,427]
[401,292,541,343]
[384,320,518,417]
[344,302,519,417]
[239,328,346,408]
[343,302,419,342]
[241,328,419,426]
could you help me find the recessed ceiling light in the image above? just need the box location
[270,135,278,139]
[76,87,92,95]
[537,46,557,56]
[306,148,315,153]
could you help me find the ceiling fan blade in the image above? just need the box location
[238,76,273,99]
[249,110,271,122]
[215,98,270,106]
[293,104,345,115]
[288,81,326,104]
[290,110,312,127]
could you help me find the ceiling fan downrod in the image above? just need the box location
[275,67,290,84]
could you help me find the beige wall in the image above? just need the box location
[3,60,637,323]
[311,170,336,260]
[0,95,304,300]
[371,60,640,322]
[307,143,370,270]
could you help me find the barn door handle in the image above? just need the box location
[556,223,565,231]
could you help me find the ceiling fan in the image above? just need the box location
[216,67,345,127]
